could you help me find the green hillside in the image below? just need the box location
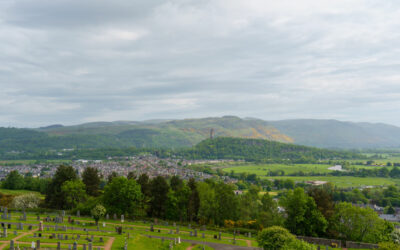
[180,137,360,162]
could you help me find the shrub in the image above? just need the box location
[257,226,296,250]
[378,242,400,250]
[11,193,41,209]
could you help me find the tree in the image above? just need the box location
[107,172,119,183]
[127,172,136,180]
[281,187,327,237]
[82,167,101,197]
[197,182,217,225]
[307,185,335,221]
[45,165,77,209]
[149,176,169,218]
[332,202,393,243]
[61,180,87,209]
[214,182,238,226]
[103,177,144,217]
[11,193,41,209]
[187,178,200,222]
[137,173,151,197]
[258,193,283,228]
[91,204,106,225]
[3,171,25,190]
[170,176,183,191]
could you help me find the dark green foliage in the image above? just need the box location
[2,170,25,190]
[257,226,296,250]
[82,167,101,196]
[280,188,327,237]
[103,177,144,217]
[149,176,169,218]
[45,165,77,209]
[180,137,360,162]
[187,178,200,222]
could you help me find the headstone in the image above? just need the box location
[100,237,103,243]
[37,215,40,221]
[65,235,68,240]
[28,225,32,230]
[62,211,65,217]
[121,214,124,223]
[22,212,26,221]
[91,235,94,242]
[248,232,251,238]
[194,229,197,237]
[77,235,80,240]
[68,245,71,250]
[13,231,17,236]
[150,224,154,232]
[7,224,11,229]
[106,214,109,220]
[73,242,77,250]
[113,214,117,220]
[169,230,172,234]
[173,222,176,227]
[31,241,35,249]
[2,207,7,220]
[190,231,193,237]
[188,224,191,229]
[57,242,61,250]
[218,232,221,240]
[34,233,37,238]
[202,233,205,238]
[82,244,86,250]
[88,242,93,250]
[176,227,179,234]
[18,223,23,230]
[102,222,106,228]
[10,240,15,250]
[8,213,11,220]
[39,221,43,231]
[3,228,7,237]
[36,240,40,249]
[77,211,80,217]
[178,237,181,244]
[201,225,206,231]
[68,216,71,223]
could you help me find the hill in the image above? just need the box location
[180,137,359,162]
[1,117,400,153]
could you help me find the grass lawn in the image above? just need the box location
[0,188,42,196]
[263,176,400,188]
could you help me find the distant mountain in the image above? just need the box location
[267,119,400,149]
[1,117,400,153]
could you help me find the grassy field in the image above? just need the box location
[264,176,400,188]
[0,188,42,196]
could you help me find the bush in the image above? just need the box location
[378,242,400,250]
[257,226,296,250]
[11,193,41,209]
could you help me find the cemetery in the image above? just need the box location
[0,208,258,250]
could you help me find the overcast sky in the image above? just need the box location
[1,0,400,127]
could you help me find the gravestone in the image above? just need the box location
[77,235,80,240]
[28,225,32,230]
[218,232,221,240]
[88,242,93,250]
[150,224,154,232]
[188,224,191,229]
[18,223,23,230]
[10,239,14,250]
[13,231,17,236]
[22,211,26,221]
[2,207,7,220]
[73,241,77,250]
[7,212,11,220]
[169,230,172,234]
[77,211,80,217]
[37,215,40,221]
[248,232,251,238]
[176,227,179,234]
[190,231,193,237]
[68,216,71,223]
[106,214,109,220]
[121,214,124,223]
[7,224,11,229]
[62,210,65,217]
[202,233,205,238]
[57,242,61,250]
[113,214,117,220]
[39,221,43,231]
[65,235,68,240]
[173,222,176,227]
[100,237,103,243]
[103,222,106,228]
[201,225,206,231]
[3,228,7,237]
[36,240,40,249]
[82,244,86,250]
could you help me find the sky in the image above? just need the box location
[1,0,400,127]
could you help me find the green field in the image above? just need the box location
[0,188,42,196]
[221,163,399,188]
[263,176,400,188]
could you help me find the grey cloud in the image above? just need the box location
[1,0,400,127]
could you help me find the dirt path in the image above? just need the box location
[186,244,196,250]
[246,240,251,247]
[104,237,115,250]
[0,228,38,250]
